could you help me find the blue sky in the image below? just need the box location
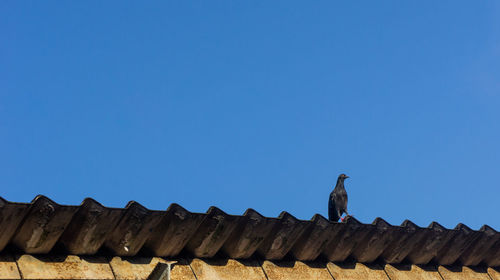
[1,2,499,230]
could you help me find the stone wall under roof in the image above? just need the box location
[0,254,498,280]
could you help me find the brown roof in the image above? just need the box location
[0,195,499,267]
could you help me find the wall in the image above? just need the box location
[1,253,498,280]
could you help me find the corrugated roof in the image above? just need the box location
[0,195,498,267]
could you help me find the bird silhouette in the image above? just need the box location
[328,174,350,222]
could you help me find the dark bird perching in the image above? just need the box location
[328,173,350,222]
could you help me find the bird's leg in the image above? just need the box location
[342,211,353,222]
[337,210,343,222]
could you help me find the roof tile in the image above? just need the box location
[0,196,497,266]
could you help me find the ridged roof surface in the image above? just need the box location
[0,195,498,267]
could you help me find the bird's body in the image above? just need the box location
[328,174,349,222]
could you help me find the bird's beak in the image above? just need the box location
[345,176,349,178]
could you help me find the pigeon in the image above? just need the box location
[328,173,350,222]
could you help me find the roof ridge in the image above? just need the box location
[0,196,497,267]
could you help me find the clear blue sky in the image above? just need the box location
[1,2,499,230]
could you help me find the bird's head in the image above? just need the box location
[338,173,349,181]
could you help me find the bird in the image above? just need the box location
[328,173,350,222]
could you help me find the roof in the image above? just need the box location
[0,195,499,268]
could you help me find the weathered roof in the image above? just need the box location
[0,195,498,267]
